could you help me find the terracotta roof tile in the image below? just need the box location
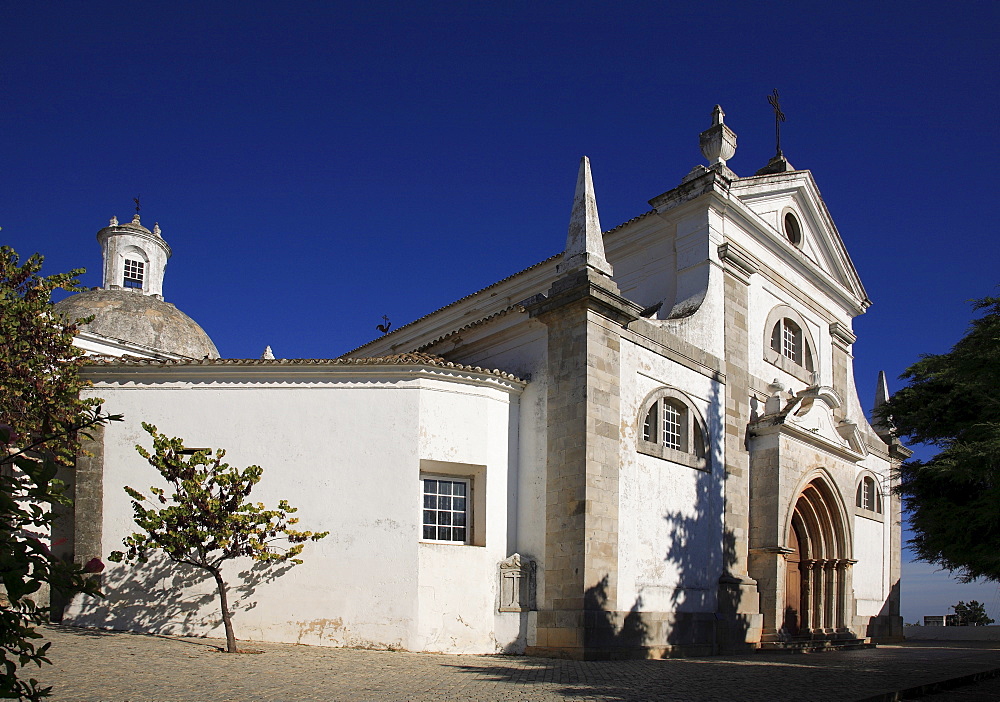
[83,353,525,382]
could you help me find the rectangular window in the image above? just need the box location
[422,477,469,543]
[124,259,144,289]
[662,402,682,450]
[782,323,796,361]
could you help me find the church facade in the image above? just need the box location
[59,106,904,657]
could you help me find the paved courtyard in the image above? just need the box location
[30,625,1000,701]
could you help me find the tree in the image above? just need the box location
[109,424,328,653]
[882,296,1000,583]
[0,246,120,700]
[951,600,995,626]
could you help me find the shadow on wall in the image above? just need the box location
[868,579,902,640]
[583,575,649,653]
[663,379,750,653]
[581,380,751,657]
[62,555,293,638]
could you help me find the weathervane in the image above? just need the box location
[767,89,785,157]
[133,195,141,214]
[377,315,392,335]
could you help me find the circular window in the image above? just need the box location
[783,212,802,245]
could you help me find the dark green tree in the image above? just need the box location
[0,245,120,700]
[109,424,328,653]
[882,296,1000,583]
[951,600,995,626]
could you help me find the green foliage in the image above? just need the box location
[1,246,120,700]
[1,423,111,701]
[0,247,100,467]
[882,296,1000,583]
[109,424,327,652]
[950,600,995,626]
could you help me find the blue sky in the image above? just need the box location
[2,2,997,625]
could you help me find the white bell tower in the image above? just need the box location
[96,213,172,300]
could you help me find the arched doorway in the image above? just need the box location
[783,478,852,637]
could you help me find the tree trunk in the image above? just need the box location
[209,567,237,653]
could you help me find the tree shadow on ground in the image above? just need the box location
[440,653,836,702]
[44,623,224,649]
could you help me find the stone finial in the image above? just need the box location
[131,213,141,225]
[765,378,789,414]
[109,215,118,226]
[560,156,613,277]
[699,105,737,167]
[261,345,275,360]
[874,370,890,410]
[872,370,896,437]
[153,222,161,237]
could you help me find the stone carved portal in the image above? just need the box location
[782,479,852,637]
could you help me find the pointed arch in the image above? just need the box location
[783,469,853,559]
[782,471,854,635]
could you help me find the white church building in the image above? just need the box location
[56,106,905,658]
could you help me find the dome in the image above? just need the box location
[55,288,220,359]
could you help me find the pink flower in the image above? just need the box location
[83,558,105,573]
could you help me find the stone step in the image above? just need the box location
[757,639,875,654]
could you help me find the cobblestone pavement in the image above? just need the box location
[30,625,1000,702]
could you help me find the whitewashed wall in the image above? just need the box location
[64,365,523,654]
[853,515,886,616]
[618,340,726,614]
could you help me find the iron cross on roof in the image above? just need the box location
[768,89,786,157]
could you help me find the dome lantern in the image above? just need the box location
[97,213,172,299]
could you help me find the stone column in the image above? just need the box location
[829,324,856,423]
[525,267,641,659]
[812,560,825,632]
[800,560,813,632]
[823,561,836,631]
[717,243,761,643]
[50,424,105,619]
[835,560,851,631]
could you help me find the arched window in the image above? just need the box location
[763,305,818,383]
[638,388,708,470]
[855,475,883,516]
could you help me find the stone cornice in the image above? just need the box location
[624,322,725,382]
[647,168,733,212]
[829,322,857,348]
[751,420,867,462]
[525,268,644,326]
[717,242,759,285]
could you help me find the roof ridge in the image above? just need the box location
[83,354,524,382]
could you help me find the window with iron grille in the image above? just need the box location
[770,318,813,371]
[640,392,706,469]
[662,401,683,450]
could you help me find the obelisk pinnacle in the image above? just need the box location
[560,156,613,277]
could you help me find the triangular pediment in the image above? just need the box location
[729,171,869,313]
